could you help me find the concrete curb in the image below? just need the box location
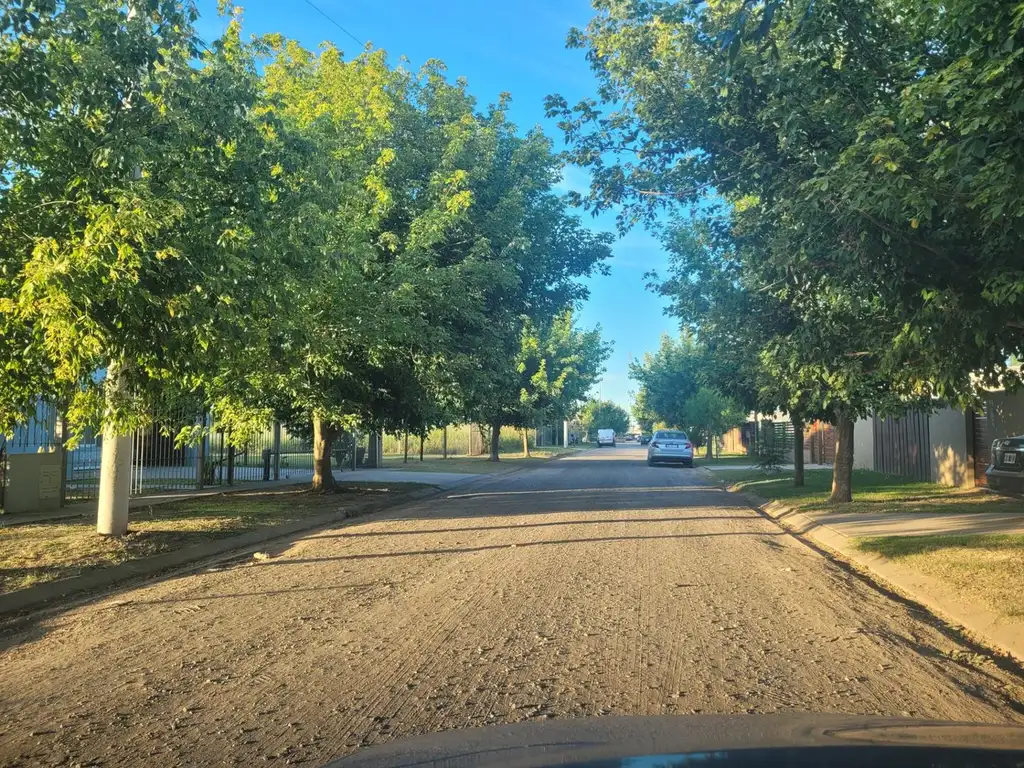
[0,484,441,618]
[0,450,582,619]
[699,468,1024,663]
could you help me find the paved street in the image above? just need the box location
[3,446,1024,766]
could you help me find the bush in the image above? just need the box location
[754,442,787,473]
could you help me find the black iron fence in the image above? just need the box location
[1,403,331,510]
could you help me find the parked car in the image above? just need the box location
[639,434,651,445]
[986,436,1024,494]
[647,429,694,467]
[597,428,616,447]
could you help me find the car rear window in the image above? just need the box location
[656,431,687,440]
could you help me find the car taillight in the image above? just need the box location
[650,441,659,448]
[684,441,692,449]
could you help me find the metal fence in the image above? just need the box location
[755,420,795,457]
[873,410,931,481]
[64,428,102,503]
[1,403,330,510]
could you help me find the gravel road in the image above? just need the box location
[3,446,1024,766]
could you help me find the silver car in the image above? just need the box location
[646,429,694,467]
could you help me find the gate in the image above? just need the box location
[807,422,836,464]
[873,410,931,481]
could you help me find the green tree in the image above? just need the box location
[0,3,309,531]
[628,335,704,430]
[548,0,970,501]
[510,312,610,457]
[579,399,630,438]
[631,388,656,433]
[246,46,516,488]
[439,108,612,460]
[683,387,745,459]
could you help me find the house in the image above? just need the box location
[852,390,1024,488]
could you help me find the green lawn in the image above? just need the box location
[711,467,1022,515]
[380,446,589,474]
[0,483,426,594]
[697,455,756,468]
[855,534,1024,619]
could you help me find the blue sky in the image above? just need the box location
[194,0,678,411]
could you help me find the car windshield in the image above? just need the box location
[6,1,1024,765]
[656,431,688,440]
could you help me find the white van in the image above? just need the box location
[597,428,616,447]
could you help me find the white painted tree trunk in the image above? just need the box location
[96,361,132,536]
[96,430,132,536]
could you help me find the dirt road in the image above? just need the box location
[3,446,1024,766]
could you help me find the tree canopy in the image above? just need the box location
[550,0,1024,500]
[0,1,613,520]
[579,399,630,437]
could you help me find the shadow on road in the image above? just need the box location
[310,515,758,539]
[257,529,784,565]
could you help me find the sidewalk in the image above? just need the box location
[789,508,1024,539]
[1,468,480,528]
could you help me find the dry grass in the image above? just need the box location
[856,534,1024,619]
[0,484,426,594]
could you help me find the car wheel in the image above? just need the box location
[684,460,693,468]
[646,458,653,467]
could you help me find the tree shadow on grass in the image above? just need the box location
[856,533,1024,559]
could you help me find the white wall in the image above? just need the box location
[853,417,874,470]
[929,407,970,487]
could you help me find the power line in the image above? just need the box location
[299,0,365,48]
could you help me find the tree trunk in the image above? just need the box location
[442,426,448,459]
[706,429,713,459]
[522,428,531,458]
[97,360,132,537]
[419,434,425,461]
[312,415,338,492]
[489,421,501,462]
[793,418,805,487]
[830,414,855,503]
[403,430,409,463]
[96,427,132,536]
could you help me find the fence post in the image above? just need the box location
[195,414,206,490]
[262,448,272,481]
[57,416,69,506]
[374,430,384,467]
[272,420,281,481]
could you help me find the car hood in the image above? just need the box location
[325,714,1024,768]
